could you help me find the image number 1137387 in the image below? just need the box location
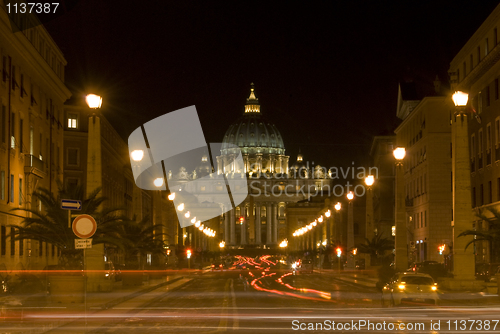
[6,2,59,14]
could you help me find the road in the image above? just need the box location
[2,258,500,333]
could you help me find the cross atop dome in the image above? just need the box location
[245,82,260,113]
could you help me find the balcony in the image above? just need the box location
[405,196,413,207]
[24,154,46,178]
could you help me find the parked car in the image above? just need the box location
[381,272,438,306]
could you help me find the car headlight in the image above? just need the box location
[431,286,437,291]
[398,284,406,290]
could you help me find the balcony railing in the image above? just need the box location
[24,154,45,178]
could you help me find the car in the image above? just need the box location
[211,263,224,271]
[381,272,438,306]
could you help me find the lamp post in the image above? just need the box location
[451,91,476,283]
[393,147,407,272]
[364,175,375,267]
[333,202,341,246]
[346,191,355,269]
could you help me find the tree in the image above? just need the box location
[356,233,394,266]
[10,184,127,269]
[120,215,168,270]
[458,207,500,263]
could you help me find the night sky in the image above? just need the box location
[44,0,500,169]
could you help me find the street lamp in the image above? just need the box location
[450,91,476,284]
[333,202,341,246]
[84,94,104,292]
[346,191,355,269]
[364,175,375,267]
[85,94,102,109]
[393,147,407,272]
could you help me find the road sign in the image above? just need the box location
[75,238,92,249]
[72,214,97,239]
[61,199,82,210]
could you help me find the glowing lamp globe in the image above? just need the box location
[86,94,102,109]
[393,147,406,160]
[365,175,374,187]
[452,91,469,107]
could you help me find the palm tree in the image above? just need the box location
[458,207,500,263]
[356,233,394,266]
[120,215,168,270]
[10,184,128,269]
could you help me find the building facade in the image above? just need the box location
[394,83,453,264]
[0,6,71,271]
[449,3,500,264]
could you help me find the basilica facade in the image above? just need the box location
[169,84,332,249]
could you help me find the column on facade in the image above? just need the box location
[217,156,223,174]
[240,206,247,245]
[255,205,262,245]
[230,208,236,245]
[269,154,275,173]
[243,154,249,173]
[224,209,230,245]
[272,203,278,244]
[266,202,272,245]
[257,154,263,173]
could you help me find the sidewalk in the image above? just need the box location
[0,271,195,333]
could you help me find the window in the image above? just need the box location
[498,178,500,201]
[471,54,474,69]
[478,46,481,63]
[11,66,16,91]
[424,211,427,227]
[495,28,498,46]
[486,86,491,106]
[1,225,5,256]
[472,187,476,207]
[1,171,4,200]
[10,174,14,202]
[19,118,23,153]
[485,38,489,55]
[19,231,23,257]
[39,241,43,256]
[420,212,423,228]
[10,227,15,256]
[479,129,483,156]
[1,105,5,144]
[480,184,484,206]
[478,91,483,114]
[19,177,22,205]
[496,79,499,100]
[20,73,25,97]
[487,123,492,152]
[29,126,33,155]
[39,133,43,160]
[67,113,78,129]
[489,181,493,203]
[10,112,15,149]
[2,56,7,82]
[471,134,476,157]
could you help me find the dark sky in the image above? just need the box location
[44,0,500,168]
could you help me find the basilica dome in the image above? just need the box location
[221,84,285,156]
